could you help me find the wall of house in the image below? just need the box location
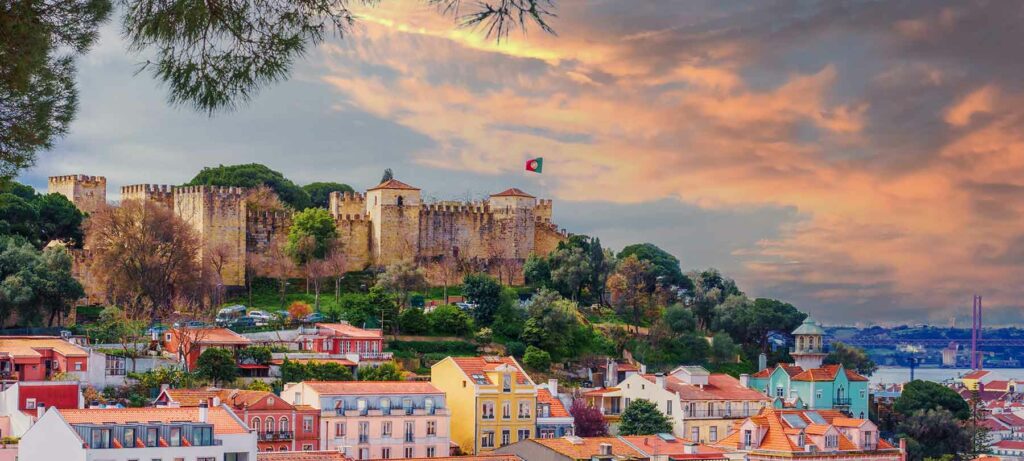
[18,409,87,461]
[430,359,480,454]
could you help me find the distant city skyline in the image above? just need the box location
[18,1,1024,326]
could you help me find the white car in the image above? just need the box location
[248,310,273,324]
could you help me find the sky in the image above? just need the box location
[16,1,1024,326]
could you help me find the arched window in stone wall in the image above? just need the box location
[397,196,404,207]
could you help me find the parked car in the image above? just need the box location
[216,305,246,326]
[302,312,325,323]
[228,316,257,329]
[248,310,273,324]
[173,320,207,328]
[275,310,291,321]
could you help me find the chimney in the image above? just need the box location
[655,373,666,389]
[599,442,612,456]
[640,364,647,374]
[548,379,558,394]
[212,396,221,407]
[899,438,907,461]
[160,383,170,394]
[739,373,750,388]
[198,401,209,423]
[684,442,698,454]
[36,403,45,419]
[758,353,767,371]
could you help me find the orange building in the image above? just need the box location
[0,337,89,382]
[162,327,251,370]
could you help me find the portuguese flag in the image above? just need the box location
[525,157,543,173]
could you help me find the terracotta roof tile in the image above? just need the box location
[302,381,442,395]
[533,437,643,459]
[368,179,420,191]
[752,364,804,379]
[537,389,570,417]
[491,188,535,198]
[59,407,247,435]
[450,357,532,386]
[272,358,357,367]
[994,440,1024,450]
[994,413,1024,427]
[0,336,88,358]
[258,451,350,461]
[315,323,383,339]
[963,370,991,380]
[620,436,725,458]
[162,389,220,407]
[642,374,770,401]
[173,328,251,345]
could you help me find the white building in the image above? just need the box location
[19,403,257,461]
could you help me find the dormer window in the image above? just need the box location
[503,374,512,392]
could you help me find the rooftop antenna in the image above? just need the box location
[971,295,983,370]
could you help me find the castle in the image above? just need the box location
[49,175,568,294]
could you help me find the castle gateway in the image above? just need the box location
[50,175,568,294]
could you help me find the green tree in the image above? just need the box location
[689,268,742,331]
[824,342,878,376]
[427,304,472,336]
[463,273,503,326]
[189,164,311,209]
[0,0,112,178]
[398,308,429,335]
[307,361,354,381]
[618,243,691,290]
[522,345,551,371]
[195,348,238,386]
[0,237,84,327]
[550,246,590,300]
[380,168,394,183]
[523,254,552,288]
[360,362,403,381]
[898,409,972,461]
[246,380,273,392]
[375,260,427,324]
[303,182,354,209]
[607,254,655,331]
[967,388,990,458]
[86,306,147,371]
[0,193,40,244]
[35,193,85,246]
[521,289,588,361]
[286,208,337,263]
[663,304,696,335]
[710,332,739,363]
[713,296,805,353]
[895,380,970,420]
[238,346,272,365]
[619,399,673,436]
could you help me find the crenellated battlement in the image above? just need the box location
[48,175,106,185]
[173,185,249,197]
[121,184,173,195]
[330,191,366,202]
[419,202,493,215]
[336,213,367,221]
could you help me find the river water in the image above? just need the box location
[870,366,1024,385]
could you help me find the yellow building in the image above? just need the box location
[431,356,537,454]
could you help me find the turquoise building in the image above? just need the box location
[747,318,870,418]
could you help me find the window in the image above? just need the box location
[381,447,391,459]
[501,429,510,446]
[124,428,136,448]
[280,417,289,433]
[358,422,369,443]
[381,398,391,415]
[358,448,369,460]
[691,427,699,442]
[192,427,212,446]
[266,417,275,434]
[427,420,437,436]
[725,402,731,416]
[105,355,125,376]
[381,421,392,437]
[335,422,346,437]
[710,426,718,442]
[198,458,216,461]
[404,447,414,458]
[518,401,531,419]
[482,431,495,448]
[776,386,784,397]
[74,362,82,371]
[251,417,262,433]
[302,445,313,451]
[405,421,415,442]
[427,446,436,458]
[357,398,367,415]
[403,398,413,415]
[25,398,35,410]
[482,401,495,419]
[303,416,313,432]
[146,427,158,447]
[860,390,866,399]
[425,398,435,415]
[169,427,181,446]
[816,390,823,399]
[666,400,672,415]
[225,453,249,461]
[825,434,837,448]
[518,429,530,441]
[743,430,752,449]
[91,428,110,448]
[502,401,511,419]
[503,374,512,392]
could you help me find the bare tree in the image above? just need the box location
[305,258,328,310]
[85,200,202,322]
[166,325,212,372]
[245,185,287,212]
[204,241,233,307]
[263,236,296,309]
[323,245,348,303]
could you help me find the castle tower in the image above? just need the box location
[365,179,421,266]
[791,317,827,370]
[121,184,174,208]
[48,175,107,214]
[172,185,248,286]
[488,188,537,260]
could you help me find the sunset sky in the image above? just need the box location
[18,1,1024,326]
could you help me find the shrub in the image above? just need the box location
[196,348,238,386]
[427,305,472,336]
[505,341,527,357]
[399,308,429,335]
[288,301,313,319]
[522,346,552,371]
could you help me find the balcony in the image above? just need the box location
[404,434,415,443]
[683,408,760,419]
[359,352,393,361]
[258,431,294,441]
[358,435,369,444]
[834,398,852,407]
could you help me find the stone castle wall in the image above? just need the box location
[52,175,569,292]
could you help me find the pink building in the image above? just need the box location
[283,381,450,460]
[303,324,391,362]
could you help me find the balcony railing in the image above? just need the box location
[834,398,852,406]
[862,443,877,451]
[405,434,414,443]
[258,431,294,441]
[683,408,760,419]
[358,435,369,444]
[359,352,393,360]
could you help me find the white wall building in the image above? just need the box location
[19,404,257,461]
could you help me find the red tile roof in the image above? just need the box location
[532,437,643,460]
[752,364,803,379]
[790,364,868,382]
[994,440,1024,450]
[963,370,991,380]
[272,358,357,367]
[258,451,350,461]
[642,374,770,401]
[715,408,881,454]
[491,188,535,198]
[620,436,726,458]
[583,387,620,396]
[537,389,570,417]
[368,179,420,191]
[450,356,532,385]
[188,328,252,345]
[315,323,383,339]
[993,413,1024,427]
[59,407,247,435]
[0,336,88,358]
[302,381,442,395]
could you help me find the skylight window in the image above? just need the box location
[805,411,826,424]
[472,373,489,384]
[782,414,808,428]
